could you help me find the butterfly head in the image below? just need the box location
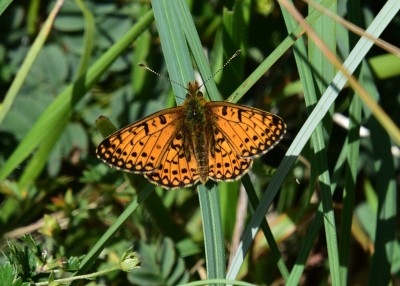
[183,81,208,121]
[186,81,202,97]
[185,81,207,102]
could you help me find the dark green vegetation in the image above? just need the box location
[0,0,399,285]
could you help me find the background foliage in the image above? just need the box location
[0,0,399,285]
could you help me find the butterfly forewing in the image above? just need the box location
[96,107,183,173]
[209,102,286,159]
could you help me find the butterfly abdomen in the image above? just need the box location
[191,126,209,183]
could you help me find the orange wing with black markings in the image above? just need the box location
[96,107,183,173]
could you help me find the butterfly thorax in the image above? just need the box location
[181,81,212,183]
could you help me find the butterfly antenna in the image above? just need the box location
[138,63,189,92]
[199,50,241,88]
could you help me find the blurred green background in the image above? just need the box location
[0,0,399,285]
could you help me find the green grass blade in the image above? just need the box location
[241,175,290,280]
[367,98,397,286]
[183,278,257,286]
[225,0,333,279]
[74,0,95,78]
[0,0,64,125]
[198,184,226,283]
[175,0,219,100]
[152,0,193,104]
[338,1,363,283]
[361,53,397,286]
[286,204,324,284]
[305,0,341,282]
[17,121,66,189]
[308,0,336,93]
[339,93,361,284]
[0,0,13,16]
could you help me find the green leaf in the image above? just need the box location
[127,238,189,286]
[0,262,18,286]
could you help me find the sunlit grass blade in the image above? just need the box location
[0,0,13,16]
[337,2,363,284]
[175,0,220,100]
[151,0,193,104]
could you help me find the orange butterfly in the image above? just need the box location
[96,81,286,189]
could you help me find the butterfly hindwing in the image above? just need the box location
[145,130,200,189]
[208,124,252,181]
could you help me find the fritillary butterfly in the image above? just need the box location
[96,81,286,189]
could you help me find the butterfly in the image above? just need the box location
[96,81,286,189]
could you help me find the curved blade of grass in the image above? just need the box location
[183,278,257,286]
[339,93,361,284]
[197,183,226,282]
[0,0,65,125]
[17,121,66,189]
[176,1,228,281]
[17,0,96,189]
[74,0,95,78]
[226,0,399,279]
[0,10,154,181]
